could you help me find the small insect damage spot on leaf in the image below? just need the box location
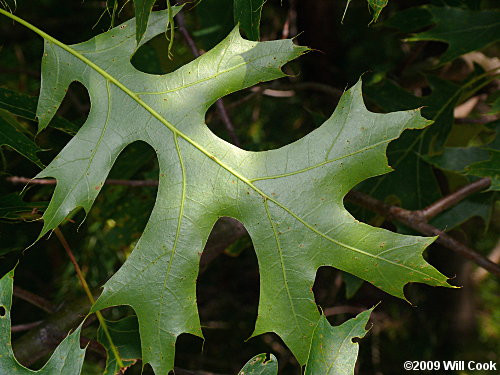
[0,305,6,317]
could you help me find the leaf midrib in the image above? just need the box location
[2,9,441,282]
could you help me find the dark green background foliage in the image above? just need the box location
[0,0,499,374]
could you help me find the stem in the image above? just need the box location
[420,178,491,220]
[11,321,42,333]
[13,286,56,313]
[54,228,124,369]
[6,176,159,186]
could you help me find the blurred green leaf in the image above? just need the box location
[133,0,157,43]
[426,123,500,191]
[406,6,500,63]
[425,147,490,173]
[0,88,79,135]
[362,74,488,210]
[0,110,43,167]
[0,193,47,221]
[194,0,234,50]
[384,7,433,33]
[429,192,496,231]
[234,0,265,41]
[343,272,364,299]
[466,151,500,191]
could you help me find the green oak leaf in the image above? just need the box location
[406,6,500,63]
[304,308,373,375]
[234,0,266,41]
[0,110,43,167]
[238,354,278,375]
[6,9,452,374]
[0,269,85,375]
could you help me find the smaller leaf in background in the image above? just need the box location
[487,93,500,115]
[425,122,500,191]
[406,6,500,63]
[97,316,142,375]
[193,0,235,50]
[0,193,47,221]
[343,0,389,24]
[0,110,43,167]
[0,268,86,375]
[133,0,156,43]
[0,88,79,135]
[367,0,388,23]
[466,151,500,191]
[424,147,490,173]
[304,308,374,375]
[237,353,278,375]
[383,6,433,33]
[343,272,364,299]
[361,73,490,211]
[429,192,496,231]
[234,0,265,41]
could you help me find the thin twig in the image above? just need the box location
[0,67,40,78]
[6,176,159,186]
[176,8,199,58]
[281,82,343,98]
[173,368,227,375]
[346,190,500,278]
[175,6,241,146]
[54,228,125,369]
[13,286,56,313]
[419,178,491,220]
[11,321,43,333]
